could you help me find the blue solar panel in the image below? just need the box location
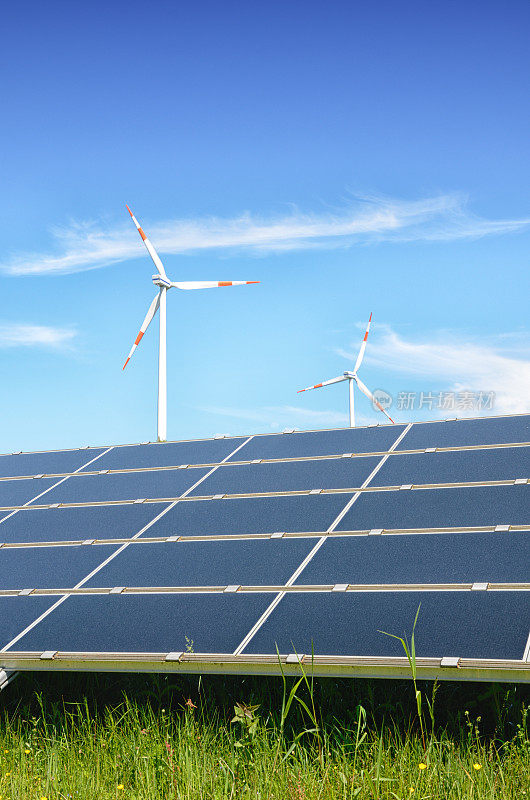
[228,425,406,461]
[0,478,58,510]
[0,504,169,544]
[374,447,529,486]
[83,438,247,471]
[141,494,351,538]
[0,544,118,590]
[84,538,316,588]
[336,485,529,530]
[30,469,209,505]
[397,415,530,451]
[9,593,272,654]
[1,416,527,681]
[190,457,380,496]
[0,447,106,479]
[243,591,529,660]
[0,597,59,650]
[296,531,530,585]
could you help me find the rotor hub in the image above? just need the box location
[152,275,172,290]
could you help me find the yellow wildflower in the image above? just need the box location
[418,763,427,770]
[117,785,124,790]
[473,763,482,771]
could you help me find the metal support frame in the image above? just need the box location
[0,669,18,691]
[0,652,527,684]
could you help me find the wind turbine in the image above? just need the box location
[123,205,259,442]
[297,313,394,427]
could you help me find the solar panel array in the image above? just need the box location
[0,414,528,683]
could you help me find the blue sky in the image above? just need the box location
[1,0,529,452]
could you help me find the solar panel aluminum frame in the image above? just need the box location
[2,440,528,483]
[2,582,528,597]
[1,476,525,515]
[0,523,529,550]
[0,651,528,683]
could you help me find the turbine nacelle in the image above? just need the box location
[343,370,356,379]
[152,275,172,290]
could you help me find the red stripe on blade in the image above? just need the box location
[375,402,394,422]
[122,358,130,370]
[138,227,147,241]
[218,281,232,287]
[134,331,144,345]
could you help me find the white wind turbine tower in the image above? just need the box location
[123,205,259,442]
[297,313,394,427]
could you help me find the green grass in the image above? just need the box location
[0,671,528,799]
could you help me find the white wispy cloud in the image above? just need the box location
[0,323,76,349]
[3,193,529,276]
[202,404,353,431]
[337,326,530,415]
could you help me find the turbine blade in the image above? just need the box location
[353,312,373,373]
[297,375,346,393]
[171,280,260,290]
[125,205,168,280]
[354,376,395,423]
[122,292,161,370]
